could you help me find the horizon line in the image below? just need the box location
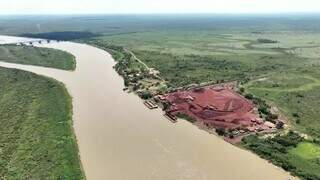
[1,12,320,16]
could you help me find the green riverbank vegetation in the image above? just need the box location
[0,67,84,179]
[86,40,167,98]
[2,15,320,179]
[0,44,75,70]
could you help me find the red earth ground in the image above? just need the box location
[163,86,268,131]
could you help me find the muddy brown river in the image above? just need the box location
[0,35,296,180]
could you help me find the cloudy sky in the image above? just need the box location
[1,0,320,15]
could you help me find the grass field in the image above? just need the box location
[290,142,320,160]
[243,132,320,179]
[0,67,84,179]
[1,14,320,179]
[94,30,315,87]
[288,142,320,177]
[0,44,75,70]
[244,68,320,140]
[93,28,320,135]
[87,19,320,179]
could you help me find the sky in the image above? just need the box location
[1,0,320,15]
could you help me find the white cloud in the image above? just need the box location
[0,0,320,14]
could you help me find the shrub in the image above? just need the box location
[239,87,245,93]
[140,90,152,100]
[292,112,300,118]
[216,128,226,136]
[245,93,254,99]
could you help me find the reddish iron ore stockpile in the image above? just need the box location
[162,86,270,131]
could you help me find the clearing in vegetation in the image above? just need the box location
[82,19,320,179]
[160,84,280,142]
[1,15,320,179]
[289,142,320,160]
[243,131,320,179]
[91,30,320,179]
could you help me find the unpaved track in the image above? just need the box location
[0,36,296,180]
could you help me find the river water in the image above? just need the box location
[0,35,296,180]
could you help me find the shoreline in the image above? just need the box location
[0,35,296,180]
[88,41,287,145]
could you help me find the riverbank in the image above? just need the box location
[0,67,84,179]
[88,37,319,179]
[0,35,295,180]
[0,44,75,70]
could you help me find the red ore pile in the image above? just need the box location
[162,86,269,132]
